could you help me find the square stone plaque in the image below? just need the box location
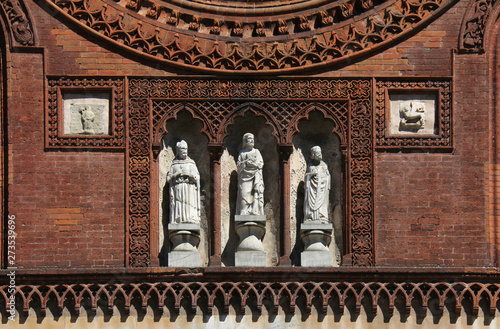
[389,93,437,136]
[63,93,110,135]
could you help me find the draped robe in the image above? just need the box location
[166,157,200,224]
[304,160,330,222]
[236,148,264,215]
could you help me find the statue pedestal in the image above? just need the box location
[168,223,201,267]
[235,215,266,267]
[300,222,333,267]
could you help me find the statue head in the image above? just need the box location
[176,140,188,160]
[310,146,322,162]
[242,133,255,150]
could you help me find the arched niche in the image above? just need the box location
[290,111,343,266]
[157,110,210,266]
[220,109,279,266]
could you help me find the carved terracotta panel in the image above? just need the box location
[375,78,452,150]
[127,77,374,267]
[46,77,125,149]
[40,0,459,73]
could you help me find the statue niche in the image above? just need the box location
[157,111,210,267]
[290,111,342,267]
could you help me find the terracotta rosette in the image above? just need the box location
[42,0,458,73]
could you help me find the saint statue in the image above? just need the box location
[236,133,264,216]
[304,146,330,223]
[166,140,201,224]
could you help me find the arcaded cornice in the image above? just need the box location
[2,267,500,319]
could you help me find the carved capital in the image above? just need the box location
[208,143,224,162]
[278,144,294,162]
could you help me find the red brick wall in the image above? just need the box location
[8,51,125,268]
[6,0,493,268]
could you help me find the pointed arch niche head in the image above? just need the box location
[157,110,210,267]
[219,102,282,145]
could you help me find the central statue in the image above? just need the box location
[236,133,264,216]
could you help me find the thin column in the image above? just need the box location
[208,143,224,266]
[278,144,293,266]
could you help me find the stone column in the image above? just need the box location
[278,144,293,266]
[208,143,223,266]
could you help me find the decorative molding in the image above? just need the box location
[46,77,125,149]
[128,77,374,267]
[5,277,500,319]
[0,0,35,46]
[374,78,452,150]
[40,0,459,73]
[459,0,498,52]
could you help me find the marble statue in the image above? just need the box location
[304,146,330,223]
[79,105,96,134]
[236,133,264,216]
[166,140,201,224]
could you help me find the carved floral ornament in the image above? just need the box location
[0,0,34,46]
[41,0,458,73]
[459,0,498,52]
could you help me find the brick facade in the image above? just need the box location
[2,0,500,325]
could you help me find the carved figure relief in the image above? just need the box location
[62,92,111,136]
[399,101,425,131]
[166,140,201,224]
[79,105,96,134]
[236,133,264,216]
[387,92,438,137]
[47,78,124,149]
[304,146,331,223]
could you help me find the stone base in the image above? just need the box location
[168,223,201,267]
[168,251,200,267]
[300,222,333,252]
[235,250,267,267]
[300,222,333,267]
[301,250,334,267]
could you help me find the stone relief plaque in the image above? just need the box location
[63,93,110,135]
[46,77,125,149]
[375,79,452,150]
[389,93,436,136]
